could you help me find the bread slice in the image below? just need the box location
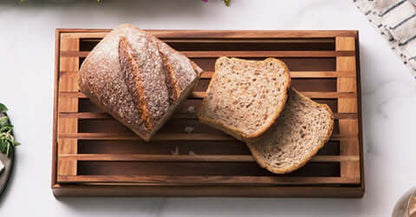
[246,88,334,174]
[197,57,291,140]
[79,24,202,141]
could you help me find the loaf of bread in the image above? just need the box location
[246,88,334,174]
[197,57,291,140]
[79,24,202,141]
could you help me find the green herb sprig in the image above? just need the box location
[0,103,19,156]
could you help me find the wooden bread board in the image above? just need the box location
[52,29,364,197]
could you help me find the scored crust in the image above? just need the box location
[160,51,181,104]
[79,24,201,142]
[118,36,152,130]
[246,88,335,174]
[198,57,291,141]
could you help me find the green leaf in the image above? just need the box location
[0,116,8,127]
[0,136,8,154]
[224,0,230,6]
[0,106,19,156]
[0,103,7,113]
[0,125,13,133]
[0,133,16,156]
[0,123,18,156]
[5,141,10,156]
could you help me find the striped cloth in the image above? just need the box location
[354,0,416,78]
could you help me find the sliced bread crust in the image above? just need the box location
[246,88,334,174]
[198,57,291,141]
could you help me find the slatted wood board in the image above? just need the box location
[52,29,364,197]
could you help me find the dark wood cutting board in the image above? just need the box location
[52,29,364,197]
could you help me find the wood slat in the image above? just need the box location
[288,71,355,78]
[60,112,110,119]
[61,50,355,58]
[201,71,355,79]
[57,36,79,177]
[183,51,355,58]
[52,184,364,197]
[57,139,78,176]
[57,175,360,185]
[80,38,335,44]
[59,29,357,39]
[336,37,355,51]
[60,70,356,78]
[60,91,356,99]
[188,92,356,99]
[336,37,360,181]
[52,29,60,186]
[59,154,359,163]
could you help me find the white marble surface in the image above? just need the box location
[0,0,415,216]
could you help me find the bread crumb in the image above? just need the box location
[171,146,179,155]
[184,126,194,134]
[187,106,195,113]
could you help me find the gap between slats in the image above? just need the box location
[57,175,360,185]
[59,154,359,162]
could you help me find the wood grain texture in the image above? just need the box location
[336,37,356,51]
[59,112,358,120]
[60,91,357,99]
[61,50,355,58]
[59,29,357,39]
[336,37,360,180]
[52,184,364,197]
[57,175,360,185]
[59,70,356,78]
[52,29,60,187]
[57,36,79,177]
[52,29,364,197]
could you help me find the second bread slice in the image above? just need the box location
[246,88,334,174]
[198,57,291,140]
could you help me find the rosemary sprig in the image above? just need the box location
[0,104,7,113]
[0,103,19,156]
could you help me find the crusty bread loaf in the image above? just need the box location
[197,57,290,140]
[246,88,334,174]
[79,24,202,141]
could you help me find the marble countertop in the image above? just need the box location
[0,0,415,216]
